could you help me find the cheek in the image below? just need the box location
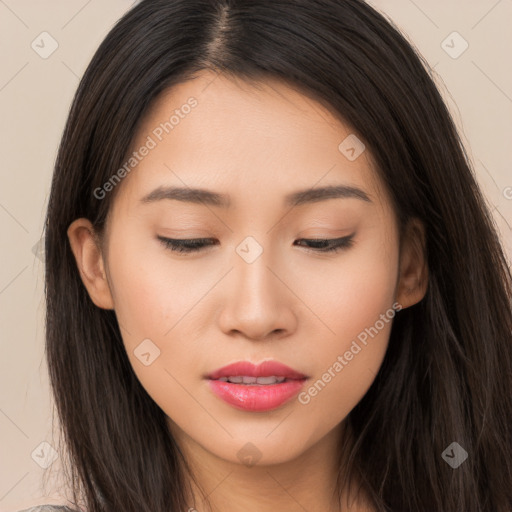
[105,226,211,383]
[294,229,399,423]
[296,224,399,345]
[105,237,200,414]
[106,228,199,338]
[105,214,399,444]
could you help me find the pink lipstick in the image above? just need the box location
[206,360,308,412]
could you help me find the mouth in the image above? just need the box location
[205,360,309,412]
[213,375,296,385]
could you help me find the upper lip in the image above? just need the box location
[206,360,308,380]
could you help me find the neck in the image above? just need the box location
[170,420,372,512]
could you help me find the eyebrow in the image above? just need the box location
[140,184,372,208]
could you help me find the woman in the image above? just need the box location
[26,0,512,510]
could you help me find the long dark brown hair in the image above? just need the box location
[43,0,512,510]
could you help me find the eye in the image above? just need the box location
[294,235,355,253]
[157,235,355,254]
[157,237,217,253]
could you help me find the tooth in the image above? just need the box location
[222,375,288,384]
[256,376,278,385]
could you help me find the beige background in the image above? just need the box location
[0,0,511,510]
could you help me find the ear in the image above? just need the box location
[67,218,115,310]
[395,218,429,309]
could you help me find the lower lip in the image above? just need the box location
[207,378,307,412]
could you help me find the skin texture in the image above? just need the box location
[68,69,428,511]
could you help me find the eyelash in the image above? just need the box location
[157,235,355,254]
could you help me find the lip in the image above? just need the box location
[206,360,307,380]
[206,360,308,412]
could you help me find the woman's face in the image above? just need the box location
[70,69,425,468]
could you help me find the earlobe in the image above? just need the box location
[67,218,115,310]
[395,218,429,309]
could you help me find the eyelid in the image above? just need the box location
[156,234,355,255]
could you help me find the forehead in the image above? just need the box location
[110,69,387,213]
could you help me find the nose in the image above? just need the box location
[217,247,298,342]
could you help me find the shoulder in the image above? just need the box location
[17,506,79,512]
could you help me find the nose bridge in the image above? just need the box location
[233,234,280,306]
[218,233,294,339]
